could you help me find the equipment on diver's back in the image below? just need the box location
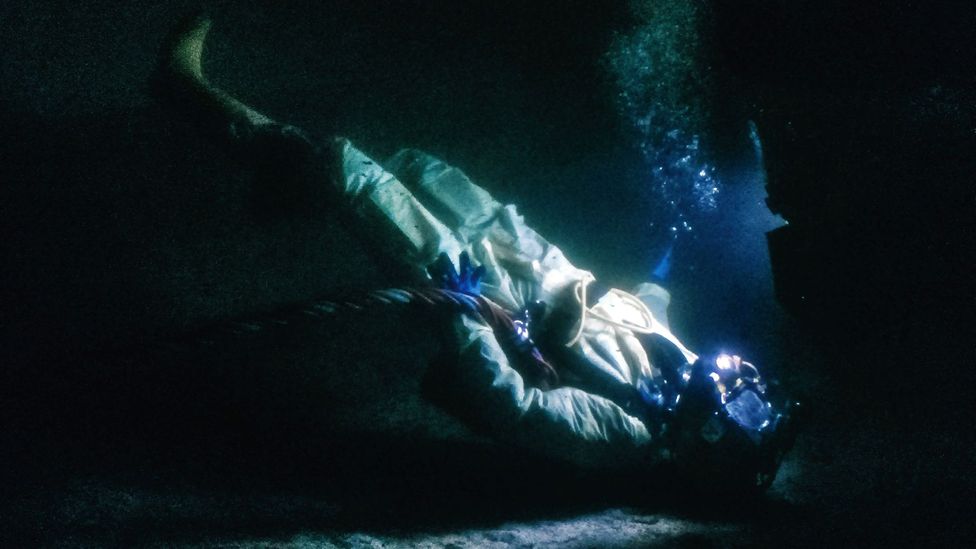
[636,335,801,492]
[670,356,801,492]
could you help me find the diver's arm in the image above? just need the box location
[442,314,662,470]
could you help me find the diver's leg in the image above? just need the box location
[385,149,592,311]
[385,149,502,244]
[329,139,465,284]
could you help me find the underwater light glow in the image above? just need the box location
[604,0,720,253]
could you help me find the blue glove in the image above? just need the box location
[427,251,486,296]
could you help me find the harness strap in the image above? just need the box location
[564,275,698,364]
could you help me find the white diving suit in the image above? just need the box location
[158,15,797,484]
[334,141,698,469]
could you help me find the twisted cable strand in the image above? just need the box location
[161,286,558,388]
[178,287,491,346]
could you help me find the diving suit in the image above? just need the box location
[158,14,798,491]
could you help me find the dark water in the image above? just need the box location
[2,1,973,546]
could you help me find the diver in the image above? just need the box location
[157,15,799,493]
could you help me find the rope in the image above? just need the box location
[172,286,560,388]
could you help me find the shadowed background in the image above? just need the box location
[2,0,973,546]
